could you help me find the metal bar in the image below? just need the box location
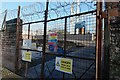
[22,10,96,25]
[25,62,28,77]
[20,48,42,52]
[28,24,30,39]
[64,18,67,56]
[40,0,49,79]
[34,66,39,77]
[1,10,7,30]
[15,6,21,73]
[5,10,96,27]
[45,52,95,61]
[72,69,77,80]
[24,24,31,77]
[5,10,96,26]
[46,63,55,79]
[47,10,96,22]
[46,64,54,79]
[62,17,67,80]
[96,1,102,80]
[78,62,95,79]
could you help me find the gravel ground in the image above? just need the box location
[1,67,22,79]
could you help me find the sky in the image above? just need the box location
[1,2,96,12]
[1,2,37,11]
[0,2,96,34]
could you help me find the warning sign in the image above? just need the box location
[55,57,73,74]
[22,51,31,62]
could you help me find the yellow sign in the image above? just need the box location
[25,52,31,61]
[22,51,31,62]
[60,58,72,73]
[55,57,73,74]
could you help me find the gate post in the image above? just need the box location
[40,0,49,79]
[96,1,102,80]
[15,6,21,73]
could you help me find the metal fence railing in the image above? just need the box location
[1,1,102,80]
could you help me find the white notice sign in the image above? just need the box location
[31,43,36,49]
[38,47,42,51]
[23,39,31,49]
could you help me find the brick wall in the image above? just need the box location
[0,31,2,66]
[106,2,120,79]
[2,31,17,71]
[1,18,22,72]
[110,16,120,79]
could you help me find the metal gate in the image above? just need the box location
[40,10,96,79]
[1,1,104,80]
[40,1,103,80]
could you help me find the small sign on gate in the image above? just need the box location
[38,47,42,51]
[31,43,36,49]
[55,57,73,74]
[22,51,31,62]
[22,39,32,49]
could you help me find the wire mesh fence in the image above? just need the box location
[42,10,96,79]
[0,1,97,79]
